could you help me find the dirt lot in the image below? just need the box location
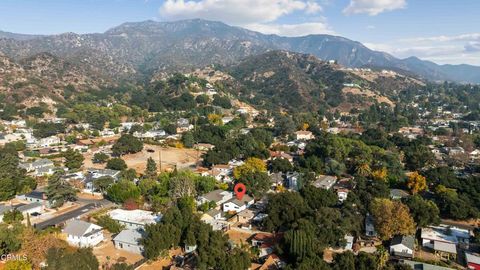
[137,249,182,270]
[84,145,204,173]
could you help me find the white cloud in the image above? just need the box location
[159,0,333,36]
[160,0,321,25]
[364,32,480,65]
[343,0,406,16]
[245,21,334,37]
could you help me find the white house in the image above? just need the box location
[63,219,104,247]
[294,131,314,141]
[113,229,144,254]
[421,225,471,249]
[389,235,415,258]
[222,195,254,213]
[19,159,54,172]
[108,209,161,230]
[36,136,61,148]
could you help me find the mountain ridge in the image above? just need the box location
[1,19,479,83]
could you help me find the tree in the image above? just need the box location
[264,192,309,231]
[45,247,99,270]
[4,260,32,270]
[92,152,109,164]
[106,180,141,204]
[168,171,196,200]
[106,158,127,170]
[237,171,271,198]
[370,198,416,240]
[300,185,337,210]
[0,223,23,255]
[404,195,440,227]
[332,251,355,270]
[64,148,84,170]
[269,158,293,173]
[212,94,232,109]
[96,215,125,234]
[112,134,143,156]
[144,157,157,178]
[233,157,266,179]
[45,172,77,208]
[195,176,217,195]
[2,209,24,224]
[93,176,114,194]
[182,132,195,148]
[407,171,427,194]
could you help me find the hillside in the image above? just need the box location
[0,52,112,103]
[0,19,479,83]
[220,51,422,112]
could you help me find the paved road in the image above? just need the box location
[34,203,97,230]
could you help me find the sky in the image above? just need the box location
[0,0,479,65]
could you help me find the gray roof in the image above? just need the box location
[391,235,415,250]
[16,202,42,212]
[113,229,144,246]
[312,175,337,189]
[400,260,455,270]
[390,189,409,198]
[433,241,456,254]
[202,190,228,203]
[206,208,221,217]
[63,219,98,237]
[466,253,480,265]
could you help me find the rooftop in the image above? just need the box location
[108,209,161,225]
[63,219,101,237]
[113,229,144,245]
[433,241,457,254]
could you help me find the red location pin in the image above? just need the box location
[234,183,246,200]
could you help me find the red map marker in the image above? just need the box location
[234,183,246,200]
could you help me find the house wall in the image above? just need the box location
[67,232,104,247]
[114,240,143,254]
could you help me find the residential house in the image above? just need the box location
[269,172,284,188]
[223,195,254,213]
[466,253,480,270]
[211,165,233,183]
[197,190,233,206]
[194,143,215,151]
[18,190,51,208]
[332,178,355,202]
[133,130,166,139]
[286,172,300,191]
[399,260,455,270]
[108,209,161,230]
[251,233,281,258]
[421,225,471,250]
[221,116,235,125]
[231,209,255,228]
[294,131,314,141]
[470,149,480,162]
[365,214,377,237]
[19,159,54,172]
[36,136,61,148]
[344,235,354,251]
[63,219,104,247]
[113,229,144,254]
[201,209,223,221]
[312,175,337,190]
[390,189,410,200]
[176,118,193,134]
[16,202,43,216]
[433,241,457,260]
[84,168,120,192]
[389,235,415,258]
[270,151,293,163]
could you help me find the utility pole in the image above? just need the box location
[158,147,162,172]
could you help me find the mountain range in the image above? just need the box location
[1,19,479,84]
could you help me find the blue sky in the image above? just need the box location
[1,0,479,65]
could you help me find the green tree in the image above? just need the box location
[2,209,24,224]
[92,152,109,164]
[404,195,440,227]
[269,158,293,173]
[106,158,127,171]
[93,176,114,194]
[112,134,143,156]
[96,215,125,234]
[64,148,84,170]
[45,247,99,270]
[106,180,141,204]
[45,172,77,208]
[300,185,337,210]
[144,157,157,178]
[182,132,195,148]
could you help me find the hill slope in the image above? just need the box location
[0,19,479,83]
